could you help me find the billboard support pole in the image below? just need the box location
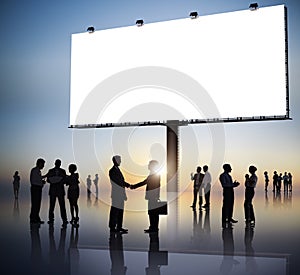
[166,121,179,193]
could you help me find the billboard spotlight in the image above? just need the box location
[87,26,95,33]
[249,3,259,11]
[136,19,144,27]
[189,11,198,19]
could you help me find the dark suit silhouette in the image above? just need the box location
[109,156,130,232]
[46,159,68,225]
[131,160,161,232]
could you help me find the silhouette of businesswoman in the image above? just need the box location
[30,158,46,224]
[13,171,20,199]
[66,164,80,227]
[131,160,161,233]
[109,155,131,234]
[220,164,240,228]
[244,166,257,225]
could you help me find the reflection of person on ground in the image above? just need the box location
[109,155,131,233]
[265,190,269,208]
[30,158,46,224]
[244,166,257,225]
[202,165,212,209]
[13,171,20,199]
[86,175,92,196]
[283,190,292,207]
[30,223,43,274]
[46,159,68,227]
[109,233,127,275]
[220,164,240,228]
[272,171,278,192]
[220,226,239,274]
[283,172,289,192]
[288,172,292,192]
[244,223,257,273]
[192,210,204,243]
[131,160,161,233]
[273,190,282,208]
[277,173,282,193]
[146,232,166,275]
[192,209,211,247]
[190,166,204,210]
[49,226,67,275]
[13,197,20,219]
[94,174,99,199]
[66,164,80,227]
[264,171,269,192]
[68,226,79,274]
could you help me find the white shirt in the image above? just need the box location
[202,171,212,189]
[30,167,44,187]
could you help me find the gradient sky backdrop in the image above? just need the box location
[0,0,299,192]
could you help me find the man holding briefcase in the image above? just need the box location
[131,160,165,233]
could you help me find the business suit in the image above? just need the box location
[47,166,68,224]
[132,173,161,231]
[191,172,204,208]
[109,165,130,231]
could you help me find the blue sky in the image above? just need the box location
[0,0,299,188]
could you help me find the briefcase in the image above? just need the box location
[156,200,168,215]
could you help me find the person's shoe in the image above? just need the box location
[38,220,45,224]
[110,228,118,233]
[117,228,128,233]
[144,228,158,233]
[47,220,54,225]
[190,205,195,208]
[62,221,68,228]
[230,219,238,223]
[203,204,210,209]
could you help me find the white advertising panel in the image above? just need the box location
[70,5,287,126]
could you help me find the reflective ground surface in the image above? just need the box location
[0,183,299,275]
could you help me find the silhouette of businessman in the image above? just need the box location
[29,158,46,224]
[94,174,99,199]
[190,166,204,210]
[108,155,131,233]
[46,159,68,227]
[202,165,212,209]
[219,164,240,228]
[131,160,161,233]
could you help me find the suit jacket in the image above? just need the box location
[192,172,204,189]
[133,174,161,201]
[109,165,130,203]
[47,167,66,196]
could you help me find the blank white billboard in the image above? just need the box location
[70,5,288,126]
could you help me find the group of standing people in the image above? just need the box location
[266,171,293,193]
[86,174,99,199]
[29,158,80,228]
[219,164,257,228]
[190,165,212,210]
